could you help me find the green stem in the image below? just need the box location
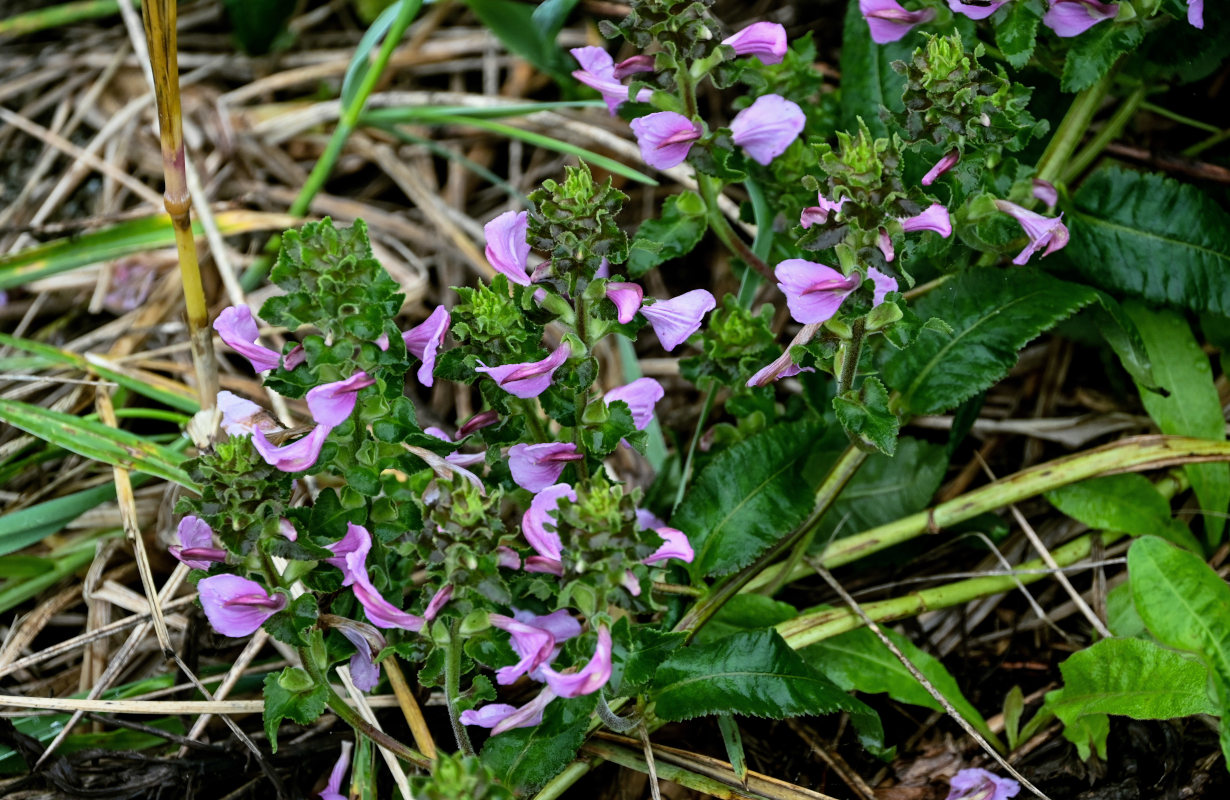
[520,399,549,443]
[671,384,717,513]
[1063,85,1146,183]
[1035,69,1116,186]
[0,0,136,37]
[445,621,474,756]
[697,175,774,284]
[1140,100,1220,134]
[836,318,866,396]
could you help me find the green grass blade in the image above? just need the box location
[364,100,605,122]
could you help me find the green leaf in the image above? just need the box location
[694,594,799,646]
[838,0,912,139]
[1125,302,1228,544]
[480,694,596,794]
[1046,474,1200,552]
[222,0,295,55]
[1060,21,1143,92]
[832,377,899,456]
[1043,637,1218,761]
[995,0,1042,68]
[463,0,573,82]
[529,0,579,36]
[1062,168,1230,317]
[1003,686,1025,750]
[717,714,748,785]
[819,437,946,539]
[0,482,120,557]
[1087,292,1158,391]
[884,268,1097,415]
[341,0,419,107]
[672,421,822,578]
[625,191,708,278]
[262,668,328,753]
[802,626,998,744]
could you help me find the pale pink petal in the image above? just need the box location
[775,259,860,325]
[496,546,522,569]
[306,372,375,428]
[860,0,937,43]
[630,112,702,170]
[489,614,556,684]
[424,584,453,621]
[540,626,613,698]
[318,740,353,800]
[484,211,532,286]
[509,442,584,493]
[603,377,664,431]
[198,574,285,637]
[169,516,225,570]
[522,484,576,561]
[458,409,500,437]
[722,21,788,65]
[571,47,652,114]
[217,391,280,438]
[922,150,960,186]
[994,199,1070,265]
[641,289,716,351]
[214,305,280,373]
[900,204,953,237]
[325,523,372,586]
[279,518,298,542]
[251,425,330,472]
[339,627,381,692]
[1043,0,1118,37]
[606,282,644,324]
[643,527,694,565]
[475,343,571,399]
[946,768,1020,800]
[877,229,895,263]
[730,94,805,166]
[402,305,450,387]
[868,267,899,307]
[947,0,1010,20]
[1032,179,1059,212]
[348,550,425,631]
[1189,0,1203,28]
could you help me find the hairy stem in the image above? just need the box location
[445,620,475,756]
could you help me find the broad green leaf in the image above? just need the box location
[672,421,822,578]
[626,191,708,278]
[1062,168,1230,316]
[529,0,579,36]
[1106,580,1147,639]
[262,668,328,753]
[694,594,799,645]
[1125,302,1228,543]
[480,694,596,794]
[1043,637,1218,760]
[802,626,998,744]
[1046,474,1200,552]
[995,0,1042,68]
[838,0,912,139]
[463,0,574,82]
[1060,21,1142,92]
[816,437,946,541]
[883,268,1097,415]
[0,399,193,488]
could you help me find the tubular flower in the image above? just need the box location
[306,372,375,428]
[603,378,665,431]
[251,425,330,472]
[776,259,861,325]
[169,516,226,570]
[1032,179,1059,213]
[198,574,286,638]
[489,614,557,685]
[522,483,577,564]
[460,687,557,735]
[1042,0,1118,37]
[643,527,694,565]
[922,150,960,186]
[630,112,703,170]
[605,282,644,324]
[217,391,279,438]
[476,343,571,399]
[800,194,847,228]
[458,409,500,437]
[540,626,613,697]
[613,54,655,79]
[641,289,716,351]
[509,442,585,493]
[947,0,1010,19]
[347,549,426,631]
[425,427,486,468]
[860,0,937,44]
[730,94,805,166]
[484,210,532,286]
[570,46,652,115]
[993,199,1070,265]
[213,305,281,373]
[402,305,450,387]
[722,21,788,65]
[945,768,1020,800]
[325,523,371,586]
[424,584,454,621]
[318,740,353,800]
[338,626,384,692]
[901,204,953,237]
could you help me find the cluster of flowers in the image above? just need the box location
[861,0,1203,45]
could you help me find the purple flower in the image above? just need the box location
[723,21,788,65]
[877,228,896,263]
[279,518,298,542]
[1189,0,1203,28]
[403,306,450,387]
[460,688,557,735]
[251,425,330,472]
[306,372,375,428]
[868,267,898,307]
[496,546,522,570]
[860,0,937,44]
[747,356,814,387]
[325,523,372,586]
[630,112,703,170]
[993,199,1070,265]
[571,47,653,115]
[643,527,694,565]
[425,427,486,468]
[613,54,655,80]
[540,626,613,697]
[776,259,861,325]
[800,194,847,228]
[476,343,571,399]
[169,516,226,570]
[489,614,556,684]
[641,289,715,351]
[606,282,644,324]
[603,378,664,431]
[947,0,1010,20]
[946,768,1020,800]
[901,204,953,237]
[347,549,425,631]
[318,740,352,800]
[1032,180,1059,213]
[214,305,281,373]
[730,94,805,166]
[424,584,453,621]
[509,442,584,493]
[338,626,383,692]
[198,574,286,638]
[522,483,576,563]
[282,345,305,370]
[1042,0,1118,38]
[922,150,960,186]
[484,210,532,287]
[458,409,500,437]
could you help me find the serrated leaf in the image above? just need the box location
[833,377,899,455]
[1043,637,1217,761]
[996,0,1042,68]
[626,191,708,278]
[479,694,596,794]
[884,268,1097,415]
[818,437,946,540]
[262,668,328,753]
[1125,302,1228,543]
[694,594,799,646]
[672,421,821,578]
[1060,21,1142,92]
[1062,168,1230,316]
[1046,474,1200,552]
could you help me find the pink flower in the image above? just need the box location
[484,211,532,287]
[198,574,286,638]
[252,425,330,472]
[901,204,953,237]
[522,483,576,563]
[476,343,571,399]
[347,549,425,631]
[496,546,522,570]
[723,21,788,65]
[613,54,655,79]
[730,94,805,166]
[860,0,937,44]
[606,282,644,324]
[489,613,563,685]
[603,378,664,431]
[747,357,814,387]
[279,518,298,542]
[1042,0,1118,38]
[868,267,898,307]
[993,199,1070,265]
[775,259,861,325]
[282,345,305,370]
[540,626,613,697]
[800,194,847,228]
[425,427,486,468]
[338,626,383,692]
[169,516,226,570]
[643,527,694,565]
[460,688,557,735]
[318,740,353,800]
[325,523,371,586]
[424,584,453,621]
[509,442,584,493]
[403,305,450,387]
[630,112,703,170]
[1032,179,1059,213]
[947,0,1010,20]
[217,391,279,438]
[946,768,1020,800]
[641,289,715,351]
[922,150,960,186]
[877,229,896,263]
[458,409,500,437]
[571,47,653,115]
[1189,0,1203,28]
[306,372,375,428]
[213,305,281,373]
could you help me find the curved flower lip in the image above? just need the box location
[630,112,702,170]
[868,267,899,307]
[484,210,532,287]
[339,626,381,692]
[901,204,953,238]
[613,54,655,79]
[605,282,644,324]
[722,21,788,65]
[461,688,558,735]
[641,289,716,352]
[603,377,664,431]
[318,739,353,800]
[347,549,425,631]
[279,518,298,542]
[425,427,486,468]
[458,409,499,438]
[509,442,584,493]
[424,584,453,622]
[524,555,565,575]
[800,194,847,228]
[946,767,1020,800]
[730,94,805,166]
[540,626,613,698]
[747,356,815,387]
[1032,179,1059,213]
[306,371,375,428]
[643,527,694,565]
[489,614,556,685]
[214,305,280,373]
[776,259,860,325]
[403,305,450,387]
[877,228,896,263]
[475,343,571,399]
[947,0,1010,20]
[1042,0,1118,38]
[198,574,286,638]
[993,199,1070,265]
[171,516,221,570]
[251,425,330,472]
[570,46,652,115]
[282,344,305,370]
[860,0,937,43]
[171,546,228,566]
[522,483,576,562]
[325,522,372,587]
[922,150,960,186]
[496,546,522,570]
[217,391,280,438]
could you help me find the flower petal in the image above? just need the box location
[484,211,532,286]
[217,391,279,438]
[251,425,330,472]
[318,740,353,800]
[522,484,576,561]
[630,112,702,170]
[424,584,453,621]
[946,768,1021,800]
[605,282,644,324]
[306,372,375,428]
[326,522,372,586]
[1042,0,1118,38]
[868,267,899,307]
[214,305,280,373]
[641,289,716,352]
[900,204,953,237]
[540,626,613,698]
[860,0,937,44]
[570,47,651,114]
[402,306,450,387]
[489,614,556,684]
[171,516,223,570]
[339,627,381,692]
[475,343,571,399]
[946,0,1010,20]
[722,21,788,65]
[993,199,1070,265]
[775,259,859,325]
[603,377,664,431]
[643,527,694,565]
[198,575,285,638]
[800,194,847,228]
[348,551,425,631]
[509,442,584,493]
[730,94,805,166]
[922,149,960,186]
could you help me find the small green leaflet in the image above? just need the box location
[263,668,328,753]
[1046,473,1200,552]
[1060,20,1142,92]
[625,191,708,278]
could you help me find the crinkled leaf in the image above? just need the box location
[833,377,898,455]
[1046,474,1200,552]
[1061,21,1142,92]
[263,668,328,753]
[263,594,320,648]
[626,191,708,278]
[479,693,596,794]
[996,0,1043,68]
[611,621,687,694]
